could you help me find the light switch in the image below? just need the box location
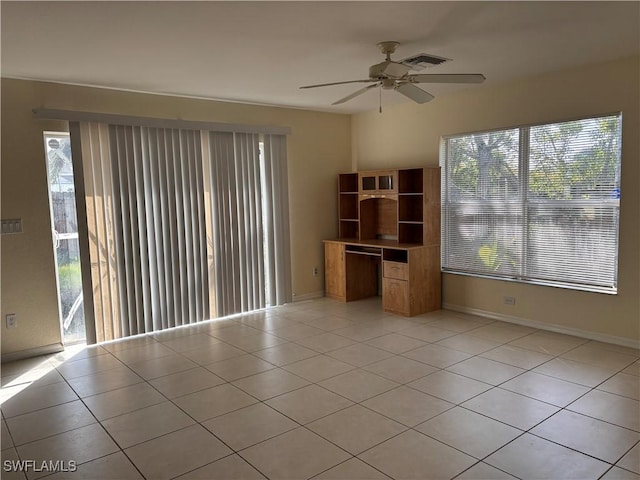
[1,219,23,235]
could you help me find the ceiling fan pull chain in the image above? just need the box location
[379,84,383,114]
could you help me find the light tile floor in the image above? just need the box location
[1,297,639,479]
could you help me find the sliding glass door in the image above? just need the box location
[69,122,291,343]
[44,132,86,344]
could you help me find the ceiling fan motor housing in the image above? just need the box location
[369,60,411,80]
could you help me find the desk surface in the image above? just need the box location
[324,238,425,250]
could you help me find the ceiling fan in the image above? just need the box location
[300,41,485,106]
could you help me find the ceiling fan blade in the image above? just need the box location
[395,83,434,104]
[408,74,486,84]
[332,83,379,105]
[300,79,374,89]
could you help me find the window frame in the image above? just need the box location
[440,112,622,295]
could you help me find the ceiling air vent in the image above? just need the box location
[401,53,450,70]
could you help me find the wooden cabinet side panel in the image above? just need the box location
[423,168,441,246]
[408,246,441,315]
[324,242,346,301]
[424,245,442,311]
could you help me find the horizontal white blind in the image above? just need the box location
[525,117,621,288]
[525,204,619,287]
[444,203,522,276]
[442,114,621,293]
[444,129,523,277]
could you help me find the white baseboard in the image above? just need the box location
[1,343,64,363]
[444,303,640,349]
[292,291,325,302]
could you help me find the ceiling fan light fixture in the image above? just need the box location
[381,78,395,90]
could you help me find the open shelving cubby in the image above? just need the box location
[338,173,359,239]
[398,168,424,193]
[383,248,408,263]
[339,173,358,193]
[397,168,425,244]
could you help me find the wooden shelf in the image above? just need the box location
[338,174,360,239]
[383,248,408,263]
[398,168,424,194]
[339,173,358,193]
[339,220,359,239]
[339,193,358,220]
[359,197,398,241]
[399,223,424,244]
[336,167,440,246]
[399,195,423,223]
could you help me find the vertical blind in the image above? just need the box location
[74,123,211,342]
[205,132,292,317]
[262,135,292,307]
[75,122,121,342]
[207,132,265,316]
[109,125,209,336]
[71,121,291,343]
[441,114,622,293]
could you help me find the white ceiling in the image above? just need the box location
[2,1,639,114]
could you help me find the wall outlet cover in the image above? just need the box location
[6,314,17,328]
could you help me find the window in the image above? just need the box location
[441,114,622,293]
[44,132,86,344]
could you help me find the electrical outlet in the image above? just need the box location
[6,314,17,329]
[504,296,516,305]
[312,267,319,276]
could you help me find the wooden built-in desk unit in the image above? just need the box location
[324,167,441,317]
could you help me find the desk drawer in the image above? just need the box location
[383,261,408,281]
